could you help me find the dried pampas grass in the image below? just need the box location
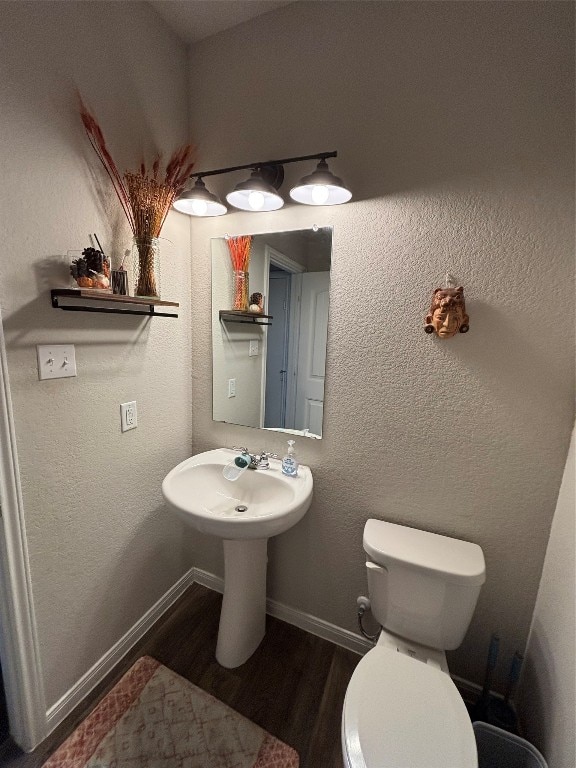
[79,98,194,295]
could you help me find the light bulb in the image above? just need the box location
[248,191,265,210]
[311,185,330,205]
[191,199,208,216]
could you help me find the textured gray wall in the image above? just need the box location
[0,2,194,708]
[188,1,575,690]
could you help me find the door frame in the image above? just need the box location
[0,307,46,751]
[263,246,305,429]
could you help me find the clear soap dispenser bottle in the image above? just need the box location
[281,440,299,477]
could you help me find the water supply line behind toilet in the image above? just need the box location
[357,596,380,642]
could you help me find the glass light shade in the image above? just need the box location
[226,171,284,212]
[173,179,227,216]
[289,159,352,206]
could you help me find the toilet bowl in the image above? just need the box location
[342,519,486,768]
[342,633,478,767]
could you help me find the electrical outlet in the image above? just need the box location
[228,378,236,398]
[249,340,259,356]
[120,401,137,432]
[37,345,77,380]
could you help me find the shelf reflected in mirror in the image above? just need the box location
[212,227,332,439]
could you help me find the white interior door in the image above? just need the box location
[294,272,330,436]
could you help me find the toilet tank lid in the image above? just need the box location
[363,519,486,586]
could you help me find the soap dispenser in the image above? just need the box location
[281,440,299,477]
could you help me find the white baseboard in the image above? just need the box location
[452,673,484,703]
[193,567,373,656]
[451,673,512,707]
[193,568,224,595]
[45,567,196,732]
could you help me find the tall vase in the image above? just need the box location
[233,270,249,311]
[132,237,160,298]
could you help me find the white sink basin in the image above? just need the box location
[162,448,313,540]
[162,448,313,668]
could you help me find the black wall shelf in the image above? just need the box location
[219,310,272,326]
[51,289,179,318]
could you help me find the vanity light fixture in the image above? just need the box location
[173,151,351,216]
[289,158,352,206]
[172,178,227,217]
[226,169,284,212]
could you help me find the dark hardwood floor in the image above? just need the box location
[0,583,360,768]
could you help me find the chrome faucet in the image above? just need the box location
[232,447,279,470]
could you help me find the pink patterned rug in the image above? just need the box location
[42,656,299,768]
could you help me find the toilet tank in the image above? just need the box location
[364,519,485,650]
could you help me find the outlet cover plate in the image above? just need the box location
[37,345,77,380]
[120,401,137,432]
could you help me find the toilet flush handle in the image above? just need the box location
[366,560,389,628]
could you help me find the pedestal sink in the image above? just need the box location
[162,448,313,668]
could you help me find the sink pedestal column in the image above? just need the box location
[216,538,268,668]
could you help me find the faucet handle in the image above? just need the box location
[257,451,279,469]
[232,446,249,454]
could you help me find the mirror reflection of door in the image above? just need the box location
[264,257,329,436]
[264,268,291,428]
[294,272,329,436]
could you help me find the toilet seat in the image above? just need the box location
[342,646,478,768]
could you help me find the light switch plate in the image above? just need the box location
[228,378,236,398]
[120,401,137,432]
[37,345,77,380]
[249,340,259,356]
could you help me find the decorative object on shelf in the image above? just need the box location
[79,99,194,298]
[70,246,110,291]
[111,268,128,295]
[111,245,129,295]
[226,236,252,311]
[132,237,160,298]
[233,271,249,312]
[174,151,352,215]
[424,274,470,338]
[249,292,263,313]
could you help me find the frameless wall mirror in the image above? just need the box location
[212,227,332,438]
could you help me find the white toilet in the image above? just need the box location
[342,519,486,768]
